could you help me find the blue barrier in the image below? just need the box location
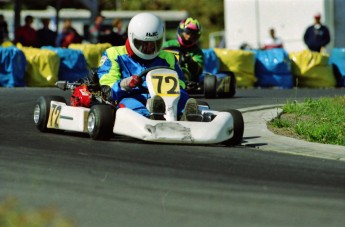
[202,48,220,74]
[0,46,26,87]
[328,48,345,87]
[253,48,293,88]
[41,46,89,82]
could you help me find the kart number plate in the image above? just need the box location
[47,103,62,128]
[150,74,180,97]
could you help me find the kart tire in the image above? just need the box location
[87,105,114,140]
[33,96,66,132]
[204,74,217,99]
[218,72,236,98]
[223,109,244,146]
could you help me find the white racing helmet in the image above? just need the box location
[128,13,164,60]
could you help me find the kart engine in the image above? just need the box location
[70,84,91,107]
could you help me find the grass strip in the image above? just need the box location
[268,96,345,146]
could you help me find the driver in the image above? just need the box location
[163,17,204,82]
[97,13,198,121]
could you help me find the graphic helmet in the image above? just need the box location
[177,17,201,47]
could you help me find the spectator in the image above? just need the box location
[37,18,57,47]
[111,18,127,45]
[56,19,82,48]
[99,18,126,46]
[239,42,253,50]
[262,28,283,50]
[303,13,330,52]
[14,15,38,47]
[112,18,124,36]
[0,14,9,44]
[88,15,110,44]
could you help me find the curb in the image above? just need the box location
[239,106,345,162]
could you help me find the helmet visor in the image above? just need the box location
[133,38,163,55]
[181,29,200,45]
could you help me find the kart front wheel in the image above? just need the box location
[33,96,66,132]
[87,105,114,140]
[223,109,244,146]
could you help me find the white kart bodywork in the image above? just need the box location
[46,101,234,144]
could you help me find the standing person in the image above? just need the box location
[162,17,204,82]
[0,14,9,44]
[303,13,330,52]
[110,18,126,45]
[56,19,82,48]
[88,15,110,44]
[14,15,38,47]
[99,19,127,46]
[37,18,57,47]
[262,28,283,50]
[111,19,124,36]
[100,18,126,46]
[97,12,199,121]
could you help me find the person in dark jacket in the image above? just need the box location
[0,14,9,44]
[56,19,82,48]
[303,13,330,52]
[37,18,57,47]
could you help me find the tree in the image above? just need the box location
[2,0,225,48]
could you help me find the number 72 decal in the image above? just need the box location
[47,103,61,128]
[150,74,180,97]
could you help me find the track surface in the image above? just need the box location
[1,88,344,227]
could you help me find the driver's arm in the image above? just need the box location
[183,49,204,78]
[97,46,129,101]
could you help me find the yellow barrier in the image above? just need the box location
[1,41,14,47]
[214,48,256,87]
[19,46,60,87]
[289,50,336,87]
[69,43,112,69]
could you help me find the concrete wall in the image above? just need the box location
[224,0,340,52]
[333,0,345,47]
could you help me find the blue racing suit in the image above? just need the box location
[97,40,189,118]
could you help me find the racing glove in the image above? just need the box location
[120,75,143,91]
[180,52,191,66]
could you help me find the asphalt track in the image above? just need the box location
[0,87,344,227]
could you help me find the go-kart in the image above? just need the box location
[163,46,236,99]
[33,67,244,145]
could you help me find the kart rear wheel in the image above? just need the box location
[33,96,66,132]
[204,74,217,99]
[223,109,244,146]
[87,105,114,140]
